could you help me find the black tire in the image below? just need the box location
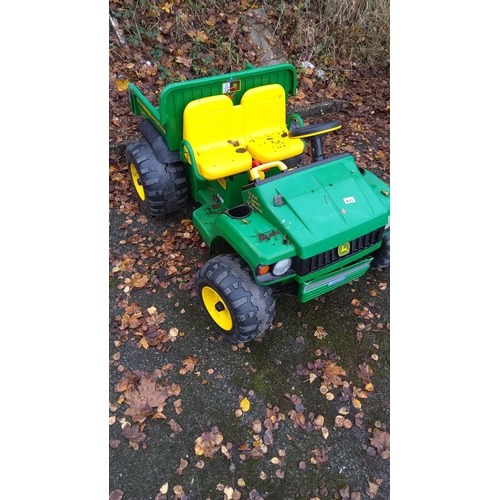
[125,139,188,216]
[370,233,390,269]
[195,254,276,343]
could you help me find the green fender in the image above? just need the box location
[209,210,297,274]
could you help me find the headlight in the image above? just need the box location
[385,215,390,230]
[272,258,292,276]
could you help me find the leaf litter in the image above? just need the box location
[109,3,390,492]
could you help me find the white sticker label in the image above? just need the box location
[343,197,356,204]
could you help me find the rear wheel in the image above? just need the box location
[125,139,188,216]
[195,254,276,343]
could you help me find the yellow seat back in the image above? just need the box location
[241,84,304,163]
[183,95,252,180]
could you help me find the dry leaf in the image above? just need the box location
[352,397,362,409]
[168,419,182,436]
[176,458,188,474]
[176,55,192,68]
[343,419,353,429]
[173,485,184,497]
[370,429,390,459]
[313,415,324,427]
[322,360,346,387]
[116,78,129,92]
[339,485,350,499]
[124,375,174,423]
[122,423,146,450]
[240,397,250,412]
[366,481,379,499]
[162,1,173,14]
[314,326,327,339]
[194,426,224,457]
[109,490,124,500]
[180,356,198,374]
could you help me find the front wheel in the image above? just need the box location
[195,254,276,343]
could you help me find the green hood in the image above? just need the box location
[244,155,389,258]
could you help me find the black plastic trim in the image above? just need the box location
[139,119,180,164]
[292,226,385,276]
[288,120,342,138]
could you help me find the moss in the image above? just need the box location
[252,367,274,393]
[109,275,119,289]
[247,364,289,403]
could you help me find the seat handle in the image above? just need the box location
[249,161,288,181]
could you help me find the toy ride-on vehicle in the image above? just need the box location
[125,62,390,343]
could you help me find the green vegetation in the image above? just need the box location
[109,0,389,78]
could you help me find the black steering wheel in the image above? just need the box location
[288,120,342,139]
[288,120,342,161]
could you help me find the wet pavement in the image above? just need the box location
[109,194,390,499]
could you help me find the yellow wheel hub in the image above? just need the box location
[201,286,233,331]
[130,163,145,201]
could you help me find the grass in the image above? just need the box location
[288,0,390,68]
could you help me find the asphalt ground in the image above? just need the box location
[109,180,391,500]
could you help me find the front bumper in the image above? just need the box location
[298,258,373,302]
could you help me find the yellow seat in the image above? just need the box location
[241,84,305,163]
[182,95,252,180]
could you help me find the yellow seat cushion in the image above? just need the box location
[183,95,252,180]
[241,84,304,163]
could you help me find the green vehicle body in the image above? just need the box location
[126,62,390,342]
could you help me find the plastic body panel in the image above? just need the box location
[190,153,390,302]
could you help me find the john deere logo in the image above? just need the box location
[338,242,350,257]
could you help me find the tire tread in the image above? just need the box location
[195,254,275,343]
[125,139,188,216]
